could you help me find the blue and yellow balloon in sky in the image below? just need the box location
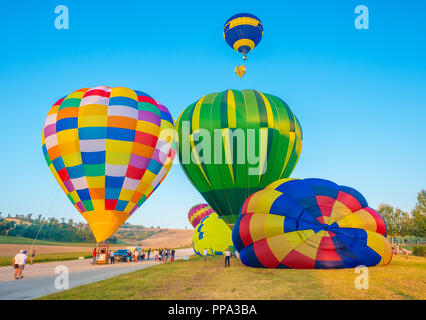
[223,13,263,60]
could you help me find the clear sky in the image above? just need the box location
[0,1,425,229]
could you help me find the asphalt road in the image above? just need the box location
[0,248,194,300]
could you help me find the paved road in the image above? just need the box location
[0,248,194,300]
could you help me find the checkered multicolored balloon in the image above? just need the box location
[42,86,175,242]
[232,178,392,269]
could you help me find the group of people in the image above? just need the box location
[392,244,410,260]
[102,247,176,264]
[153,248,175,262]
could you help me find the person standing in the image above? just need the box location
[154,249,158,261]
[171,249,175,262]
[30,250,36,265]
[92,247,97,264]
[109,250,115,264]
[12,250,28,279]
[203,248,208,261]
[224,247,231,267]
[147,248,151,260]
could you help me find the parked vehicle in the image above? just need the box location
[113,249,131,262]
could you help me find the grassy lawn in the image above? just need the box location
[0,236,99,246]
[39,254,426,300]
[0,252,92,267]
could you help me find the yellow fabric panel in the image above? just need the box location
[106,140,133,154]
[267,234,295,262]
[78,114,108,127]
[191,96,205,132]
[228,17,260,29]
[79,104,108,116]
[61,153,82,167]
[91,199,105,211]
[109,87,137,99]
[136,120,160,136]
[246,190,266,213]
[56,128,78,143]
[118,189,134,201]
[233,39,255,51]
[68,190,80,203]
[227,90,236,128]
[256,189,282,214]
[58,141,80,155]
[105,151,131,165]
[330,200,353,223]
[284,229,314,248]
[264,214,285,238]
[86,176,104,188]
[248,213,267,243]
[366,231,392,265]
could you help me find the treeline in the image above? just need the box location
[0,213,117,243]
[378,190,426,244]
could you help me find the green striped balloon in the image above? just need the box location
[176,89,302,228]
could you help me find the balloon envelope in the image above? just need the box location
[42,86,175,242]
[176,89,302,228]
[192,212,233,256]
[235,65,246,78]
[232,178,392,269]
[188,203,214,228]
[223,13,263,56]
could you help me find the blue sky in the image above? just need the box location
[0,0,425,229]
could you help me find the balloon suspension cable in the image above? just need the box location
[30,189,61,251]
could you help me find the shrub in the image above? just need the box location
[412,246,426,257]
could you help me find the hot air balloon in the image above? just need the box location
[176,89,302,229]
[41,86,175,242]
[235,65,246,78]
[192,212,233,256]
[223,13,263,60]
[232,178,393,269]
[188,203,214,228]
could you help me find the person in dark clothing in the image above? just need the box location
[171,249,175,262]
[224,247,231,267]
[147,248,151,260]
[109,251,115,264]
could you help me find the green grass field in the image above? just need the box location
[0,235,126,247]
[0,252,92,267]
[39,254,426,300]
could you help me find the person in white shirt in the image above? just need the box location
[203,248,208,261]
[12,250,28,279]
[224,248,231,267]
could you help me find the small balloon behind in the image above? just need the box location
[192,212,233,256]
[42,86,176,242]
[235,65,246,78]
[188,203,214,228]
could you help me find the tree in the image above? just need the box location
[377,203,410,244]
[412,190,426,239]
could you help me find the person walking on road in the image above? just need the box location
[12,250,28,279]
[224,247,231,267]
